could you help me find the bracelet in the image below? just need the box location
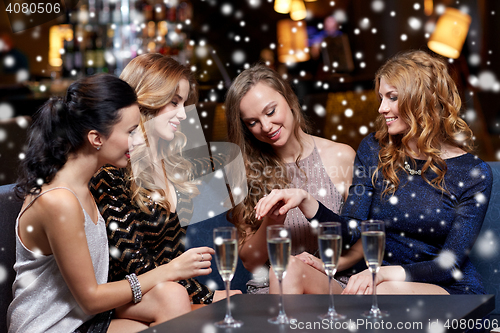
[125,273,142,304]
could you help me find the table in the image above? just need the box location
[141,293,495,332]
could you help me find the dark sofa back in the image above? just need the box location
[470,161,500,316]
[0,184,23,332]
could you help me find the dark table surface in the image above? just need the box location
[141,293,495,333]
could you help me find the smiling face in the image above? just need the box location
[100,104,140,168]
[378,77,409,136]
[239,82,294,148]
[151,78,189,142]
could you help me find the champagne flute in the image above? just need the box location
[317,222,346,320]
[267,225,294,324]
[361,220,389,318]
[213,227,243,328]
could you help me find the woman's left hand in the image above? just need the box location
[342,266,406,295]
[342,269,381,295]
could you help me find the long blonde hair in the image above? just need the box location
[120,53,199,213]
[225,64,310,238]
[374,50,474,196]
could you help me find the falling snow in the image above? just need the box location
[206,279,218,290]
[371,0,384,13]
[202,323,217,333]
[0,265,7,284]
[109,246,121,259]
[314,104,326,117]
[474,230,498,259]
[437,250,456,269]
[0,103,14,119]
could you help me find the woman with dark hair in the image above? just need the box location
[255,50,493,295]
[225,63,359,294]
[8,74,212,333]
[90,53,237,307]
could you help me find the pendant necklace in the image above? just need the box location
[404,161,422,175]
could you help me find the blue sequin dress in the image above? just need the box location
[311,133,493,294]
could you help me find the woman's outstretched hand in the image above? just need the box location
[254,189,319,220]
[342,266,406,295]
[167,247,215,280]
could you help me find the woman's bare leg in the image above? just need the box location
[108,319,148,333]
[377,281,449,295]
[269,256,343,294]
[115,281,191,326]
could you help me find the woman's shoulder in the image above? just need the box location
[358,132,380,150]
[313,136,356,162]
[449,153,493,183]
[355,133,381,161]
[90,165,129,202]
[26,188,83,222]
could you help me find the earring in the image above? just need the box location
[96,146,101,151]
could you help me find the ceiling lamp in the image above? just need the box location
[427,8,471,59]
[290,0,306,21]
[277,19,310,63]
[424,0,433,16]
[274,0,291,14]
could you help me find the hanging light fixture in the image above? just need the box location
[274,0,291,14]
[427,8,471,59]
[424,0,433,16]
[290,0,306,21]
[304,0,316,2]
[277,19,310,63]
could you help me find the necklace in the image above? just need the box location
[404,161,422,175]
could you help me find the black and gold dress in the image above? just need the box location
[90,165,214,304]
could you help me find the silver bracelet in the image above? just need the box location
[125,273,142,304]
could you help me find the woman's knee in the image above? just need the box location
[284,257,306,279]
[149,282,190,307]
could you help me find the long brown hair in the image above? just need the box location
[374,50,474,196]
[120,53,199,213]
[225,64,310,238]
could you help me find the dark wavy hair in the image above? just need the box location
[16,74,137,198]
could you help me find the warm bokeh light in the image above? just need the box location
[290,0,306,21]
[48,25,73,68]
[427,8,471,59]
[274,0,291,14]
[277,19,309,63]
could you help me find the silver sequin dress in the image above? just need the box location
[285,140,344,256]
[247,139,344,293]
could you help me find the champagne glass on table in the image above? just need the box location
[213,227,243,328]
[317,222,346,320]
[267,225,294,324]
[361,220,389,318]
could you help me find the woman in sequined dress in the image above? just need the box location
[90,54,237,311]
[255,50,493,295]
[225,64,363,294]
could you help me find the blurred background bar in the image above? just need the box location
[1,0,499,185]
